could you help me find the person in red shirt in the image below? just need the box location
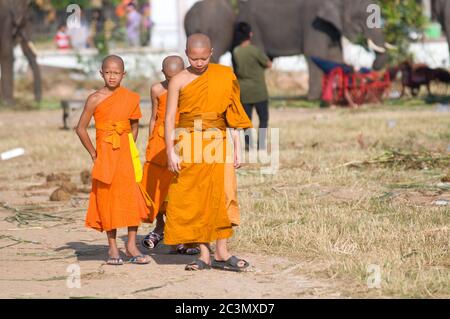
[54,24,71,50]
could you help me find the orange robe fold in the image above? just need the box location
[86,86,150,232]
[164,64,253,245]
[141,92,176,221]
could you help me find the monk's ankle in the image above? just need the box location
[126,244,140,253]
[108,248,120,258]
[215,253,232,262]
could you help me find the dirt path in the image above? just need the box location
[0,206,340,299]
[0,109,342,299]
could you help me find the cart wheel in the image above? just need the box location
[328,68,345,105]
[348,75,367,105]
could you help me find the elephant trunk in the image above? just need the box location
[367,38,394,71]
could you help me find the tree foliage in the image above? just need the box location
[379,0,427,63]
[49,0,122,10]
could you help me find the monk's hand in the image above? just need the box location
[90,152,97,162]
[234,146,241,169]
[168,149,181,174]
[232,129,241,169]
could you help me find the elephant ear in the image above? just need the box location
[316,1,343,34]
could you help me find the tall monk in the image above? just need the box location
[164,34,253,271]
[141,55,199,255]
[76,55,152,265]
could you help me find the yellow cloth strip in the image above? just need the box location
[128,133,155,210]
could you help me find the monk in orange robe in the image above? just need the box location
[140,56,198,254]
[76,55,152,265]
[164,34,253,271]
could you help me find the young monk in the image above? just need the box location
[141,55,199,255]
[164,33,253,271]
[76,55,153,265]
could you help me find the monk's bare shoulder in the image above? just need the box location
[85,90,105,111]
[169,69,191,90]
[151,82,166,98]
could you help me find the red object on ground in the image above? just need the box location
[321,67,391,105]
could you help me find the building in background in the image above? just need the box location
[150,0,199,52]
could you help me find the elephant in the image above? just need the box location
[184,0,391,100]
[0,0,41,106]
[184,0,237,63]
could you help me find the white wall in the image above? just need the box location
[150,0,199,52]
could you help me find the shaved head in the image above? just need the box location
[162,55,185,73]
[102,55,125,71]
[186,33,212,51]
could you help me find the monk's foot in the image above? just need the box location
[170,244,200,255]
[211,255,250,272]
[185,258,211,271]
[125,245,145,258]
[106,248,123,265]
[125,245,151,264]
[214,251,231,262]
[128,254,151,265]
[108,247,121,259]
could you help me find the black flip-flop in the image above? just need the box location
[211,256,250,272]
[185,259,211,271]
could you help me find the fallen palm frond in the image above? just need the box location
[0,235,40,249]
[341,149,450,170]
[1,202,74,227]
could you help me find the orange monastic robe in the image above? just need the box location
[164,64,252,245]
[86,86,150,232]
[141,92,176,221]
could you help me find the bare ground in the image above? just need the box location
[1,105,449,298]
[0,108,342,299]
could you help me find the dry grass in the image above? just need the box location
[232,105,450,298]
[0,103,449,298]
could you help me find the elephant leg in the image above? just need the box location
[0,50,14,106]
[20,40,42,103]
[0,10,15,106]
[306,57,323,100]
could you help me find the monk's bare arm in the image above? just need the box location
[76,94,99,161]
[231,129,241,169]
[165,76,182,173]
[149,84,160,137]
[131,119,139,141]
